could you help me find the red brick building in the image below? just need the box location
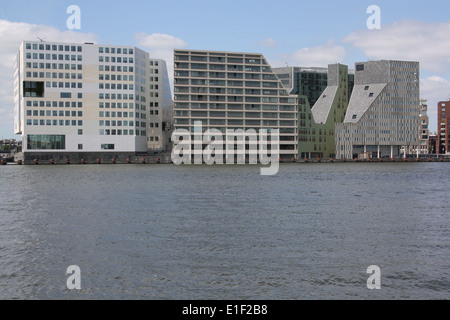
[437,100,450,154]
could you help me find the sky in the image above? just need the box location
[1,0,450,139]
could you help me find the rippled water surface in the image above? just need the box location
[0,163,448,299]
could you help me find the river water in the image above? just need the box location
[0,163,448,299]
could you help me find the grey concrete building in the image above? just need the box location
[335,60,420,159]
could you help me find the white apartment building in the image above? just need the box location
[173,49,298,160]
[14,41,172,163]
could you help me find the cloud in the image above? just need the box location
[420,76,450,133]
[421,76,450,110]
[135,32,187,51]
[274,40,346,68]
[0,19,97,138]
[257,38,277,48]
[343,20,450,74]
[134,32,188,89]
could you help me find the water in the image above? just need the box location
[0,163,448,300]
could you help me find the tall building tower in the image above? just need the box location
[437,100,450,154]
[335,60,420,159]
[173,49,298,160]
[14,41,151,163]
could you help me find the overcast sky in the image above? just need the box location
[1,0,450,139]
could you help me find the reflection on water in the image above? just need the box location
[0,163,449,299]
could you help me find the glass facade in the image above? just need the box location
[27,135,65,150]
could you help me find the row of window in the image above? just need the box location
[26,71,81,79]
[99,111,135,118]
[339,137,417,143]
[175,111,294,118]
[25,62,82,70]
[174,87,282,95]
[27,72,83,80]
[174,80,281,88]
[27,110,82,117]
[99,102,134,109]
[175,71,278,80]
[26,119,83,126]
[99,120,134,127]
[174,55,265,65]
[44,82,83,89]
[99,65,134,73]
[99,93,135,100]
[337,128,420,135]
[25,52,82,61]
[173,127,296,134]
[175,105,295,112]
[98,83,135,90]
[175,63,271,72]
[99,56,134,63]
[26,43,82,52]
[175,103,296,110]
[98,47,134,55]
[100,129,145,136]
[26,100,82,108]
[175,96,287,103]
[391,62,418,69]
[98,74,134,82]
[174,119,296,126]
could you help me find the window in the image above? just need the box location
[369,93,374,97]
[352,115,357,119]
[101,144,115,150]
[78,144,83,150]
[27,135,65,150]
[60,92,72,98]
[356,64,365,71]
[23,81,45,98]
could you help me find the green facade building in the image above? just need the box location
[298,64,350,159]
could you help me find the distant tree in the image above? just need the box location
[2,145,11,150]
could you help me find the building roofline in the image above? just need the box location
[173,48,264,56]
[355,59,420,64]
[21,40,146,50]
